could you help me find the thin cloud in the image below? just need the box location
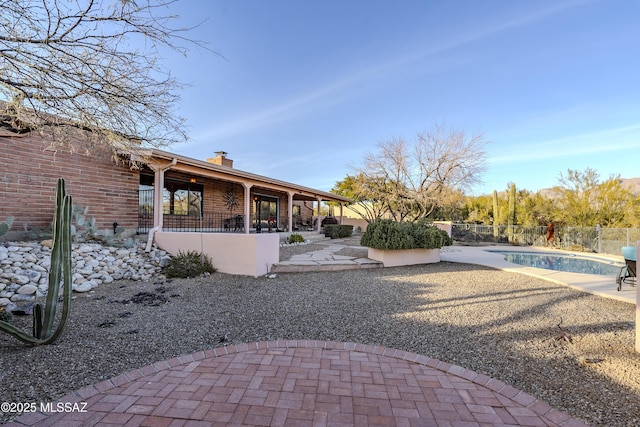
[194,0,595,143]
[489,123,640,164]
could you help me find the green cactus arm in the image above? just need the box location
[0,319,44,344]
[43,193,73,344]
[32,303,43,339]
[41,179,67,338]
[0,178,73,345]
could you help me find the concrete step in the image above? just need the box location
[271,259,382,273]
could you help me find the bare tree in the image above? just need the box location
[0,0,209,154]
[352,123,488,222]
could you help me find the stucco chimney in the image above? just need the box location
[207,151,233,168]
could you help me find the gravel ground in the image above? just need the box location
[1,238,639,426]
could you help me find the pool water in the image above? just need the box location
[488,251,623,276]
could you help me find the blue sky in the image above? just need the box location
[160,0,640,196]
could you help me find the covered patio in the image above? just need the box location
[134,149,351,276]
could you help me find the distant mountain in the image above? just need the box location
[538,177,640,197]
[621,177,640,194]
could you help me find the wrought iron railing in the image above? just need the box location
[159,213,245,233]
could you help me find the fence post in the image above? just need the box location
[636,240,640,353]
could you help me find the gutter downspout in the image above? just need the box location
[145,158,177,252]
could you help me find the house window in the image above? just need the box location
[293,205,301,216]
[138,174,204,216]
[163,180,203,216]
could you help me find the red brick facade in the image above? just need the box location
[0,132,139,237]
[1,134,344,239]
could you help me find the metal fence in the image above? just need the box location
[452,224,640,256]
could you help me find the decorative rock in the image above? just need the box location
[10,303,32,315]
[0,241,168,299]
[11,294,35,302]
[17,284,37,295]
[23,254,37,263]
[78,244,96,253]
[40,240,53,248]
[74,281,95,293]
[115,249,130,259]
[0,297,11,306]
[13,275,30,285]
[16,270,42,283]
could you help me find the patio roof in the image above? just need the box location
[135,148,351,204]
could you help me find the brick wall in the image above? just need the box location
[0,132,139,237]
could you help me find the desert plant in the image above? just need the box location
[360,219,452,250]
[287,233,305,244]
[0,307,13,325]
[0,216,14,237]
[162,250,217,278]
[324,224,354,239]
[0,178,73,344]
[71,203,97,241]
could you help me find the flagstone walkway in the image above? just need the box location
[271,241,382,273]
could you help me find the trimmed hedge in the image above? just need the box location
[324,224,354,239]
[360,219,452,250]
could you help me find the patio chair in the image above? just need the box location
[616,246,636,291]
[233,215,244,232]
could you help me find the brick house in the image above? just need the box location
[0,129,350,275]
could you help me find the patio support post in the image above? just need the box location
[145,158,177,252]
[316,196,322,232]
[287,191,294,232]
[242,183,253,234]
[339,203,344,224]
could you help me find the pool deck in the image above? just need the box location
[441,245,635,305]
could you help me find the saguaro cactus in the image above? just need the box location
[508,183,516,241]
[492,190,499,240]
[0,178,73,344]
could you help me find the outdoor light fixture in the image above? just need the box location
[190,178,196,183]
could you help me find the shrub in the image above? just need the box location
[162,250,217,278]
[324,224,354,239]
[360,219,452,250]
[287,233,305,244]
[0,307,13,325]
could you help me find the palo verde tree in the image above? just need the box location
[552,168,635,227]
[331,173,391,223]
[342,123,488,222]
[0,0,210,154]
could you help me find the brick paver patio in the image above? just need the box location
[8,340,587,426]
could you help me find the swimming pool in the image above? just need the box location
[487,250,623,276]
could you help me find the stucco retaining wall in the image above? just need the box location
[367,247,441,267]
[154,232,279,277]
